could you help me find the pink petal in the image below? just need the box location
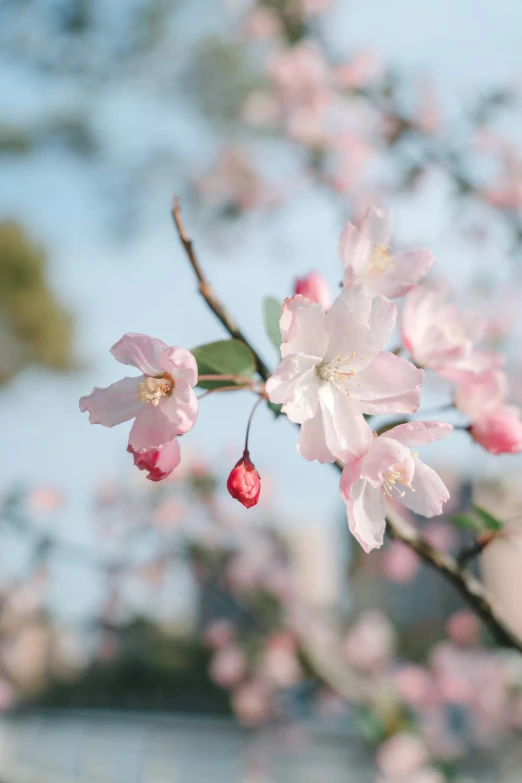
[161,379,199,435]
[266,354,318,404]
[79,376,144,427]
[129,437,181,482]
[367,248,434,299]
[160,347,198,386]
[340,207,391,284]
[325,285,396,367]
[129,404,176,451]
[280,295,328,359]
[340,460,386,553]
[297,410,336,463]
[110,333,167,376]
[281,367,321,424]
[400,460,450,517]
[319,383,374,459]
[383,421,453,447]
[360,437,410,488]
[353,352,423,413]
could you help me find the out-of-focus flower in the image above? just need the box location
[294,271,331,310]
[269,43,331,110]
[243,6,281,39]
[28,487,63,513]
[227,451,261,508]
[80,333,198,451]
[204,619,236,650]
[210,645,247,688]
[381,540,420,583]
[376,733,429,778]
[402,286,502,380]
[262,633,301,686]
[232,678,274,726]
[393,665,435,708]
[334,50,381,89]
[266,287,423,464]
[340,421,452,553]
[455,370,522,454]
[446,610,480,648]
[340,207,433,299]
[344,611,395,673]
[128,437,181,482]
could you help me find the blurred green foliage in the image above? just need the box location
[0,222,74,384]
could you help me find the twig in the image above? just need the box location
[171,198,271,381]
[172,198,522,655]
[457,533,495,567]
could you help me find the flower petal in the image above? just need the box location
[383,421,453,447]
[325,285,396,368]
[79,376,144,427]
[280,295,328,359]
[400,459,449,517]
[110,333,167,376]
[319,383,374,459]
[129,404,176,450]
[360,437,410,488]
[297,409,336,463]
[160,346,198,386]
[353,352,423,414]
[161,379,199,435]
[366,249,434,299]
[266,354,318,405]
[340,462,386,553]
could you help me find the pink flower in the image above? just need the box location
[339,207,433,299]
[204,619,236,650]
[393,665,435,708]
[266,287,424,463]
[340,421,452,552]
[470,406,522,454]
[455,370,522,454]
[344,611,395,673]
[232,679,273,726]
[294,272,331,310]
[446,610,480,647]
[227,451,261,508]
[402,286,502,379]
[376,733,428,778]
[381,540,420,583]
[210,645,247,688]
[80,333,198,452]
[127,438,181,482]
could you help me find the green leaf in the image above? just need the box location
[471,504,503,532]
[191,339,256,390]
[451,513,483,532]
[267,401,282,418]
[263,296,282,353]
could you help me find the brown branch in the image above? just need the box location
[457,533,495,567]
[171,198,271,381]
[172,198,522,655]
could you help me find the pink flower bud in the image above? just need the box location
[128,437,181,482]
[227,451,261,509]
[469,406,522,454]
[294,272,331,311]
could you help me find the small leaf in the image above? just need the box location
[191,339,256,390]
[263,297,282,353]
[471,504,503,532]
[451,513,483,532]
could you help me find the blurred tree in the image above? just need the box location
[0,222,73,384]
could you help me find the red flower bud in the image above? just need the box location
[227,451,261,508]
[128,438,181,482]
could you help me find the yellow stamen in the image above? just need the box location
[137,373,174,406]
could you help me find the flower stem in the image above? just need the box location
[244,396,264,455]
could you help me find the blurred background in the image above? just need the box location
[2,0,522,781]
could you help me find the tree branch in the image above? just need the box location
[172,198,522,655]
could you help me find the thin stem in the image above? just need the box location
[197,384,252,400]
[198,374,253,384]
[244,396,264,454]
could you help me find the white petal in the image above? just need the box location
[129,404,176,451]
[280,295,328,360]
[319,383,374,459]
[353,352,423,414]
[400,460,450,518]
[383,421,453,447]
[161,379,199,435]
[340,464,386,553]
[79,376,144,427]
[360,437,410,488]
[266,354,316,404]
[282,367,321,424]
[297,410,336,464]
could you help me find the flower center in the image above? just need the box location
[317,353,366,396]
[382,453,418,498]
[138,373,174,407]
[370,243,394,274]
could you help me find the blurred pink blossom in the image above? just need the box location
[210,645,247,687]
[381,540,420,583]
[344,611,395,674]
[446,610,480,647]
[232,678,274,726]
[204,619,236,650]
[376,733,429,778]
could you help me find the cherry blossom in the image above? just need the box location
[455,370,522,454]
[266,286,424,463]
[402,286,502,380]
[79,333,198,452]
[339,206,433,299]
[128,438,181,482]
[294,271,331,310]
[227,451,261,508]
[339,421,452,553]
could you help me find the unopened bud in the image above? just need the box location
[128,438,181,482]
[294,272,331,311]
[227,450,261,508]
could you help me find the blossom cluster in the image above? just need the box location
[79,205,522,554]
